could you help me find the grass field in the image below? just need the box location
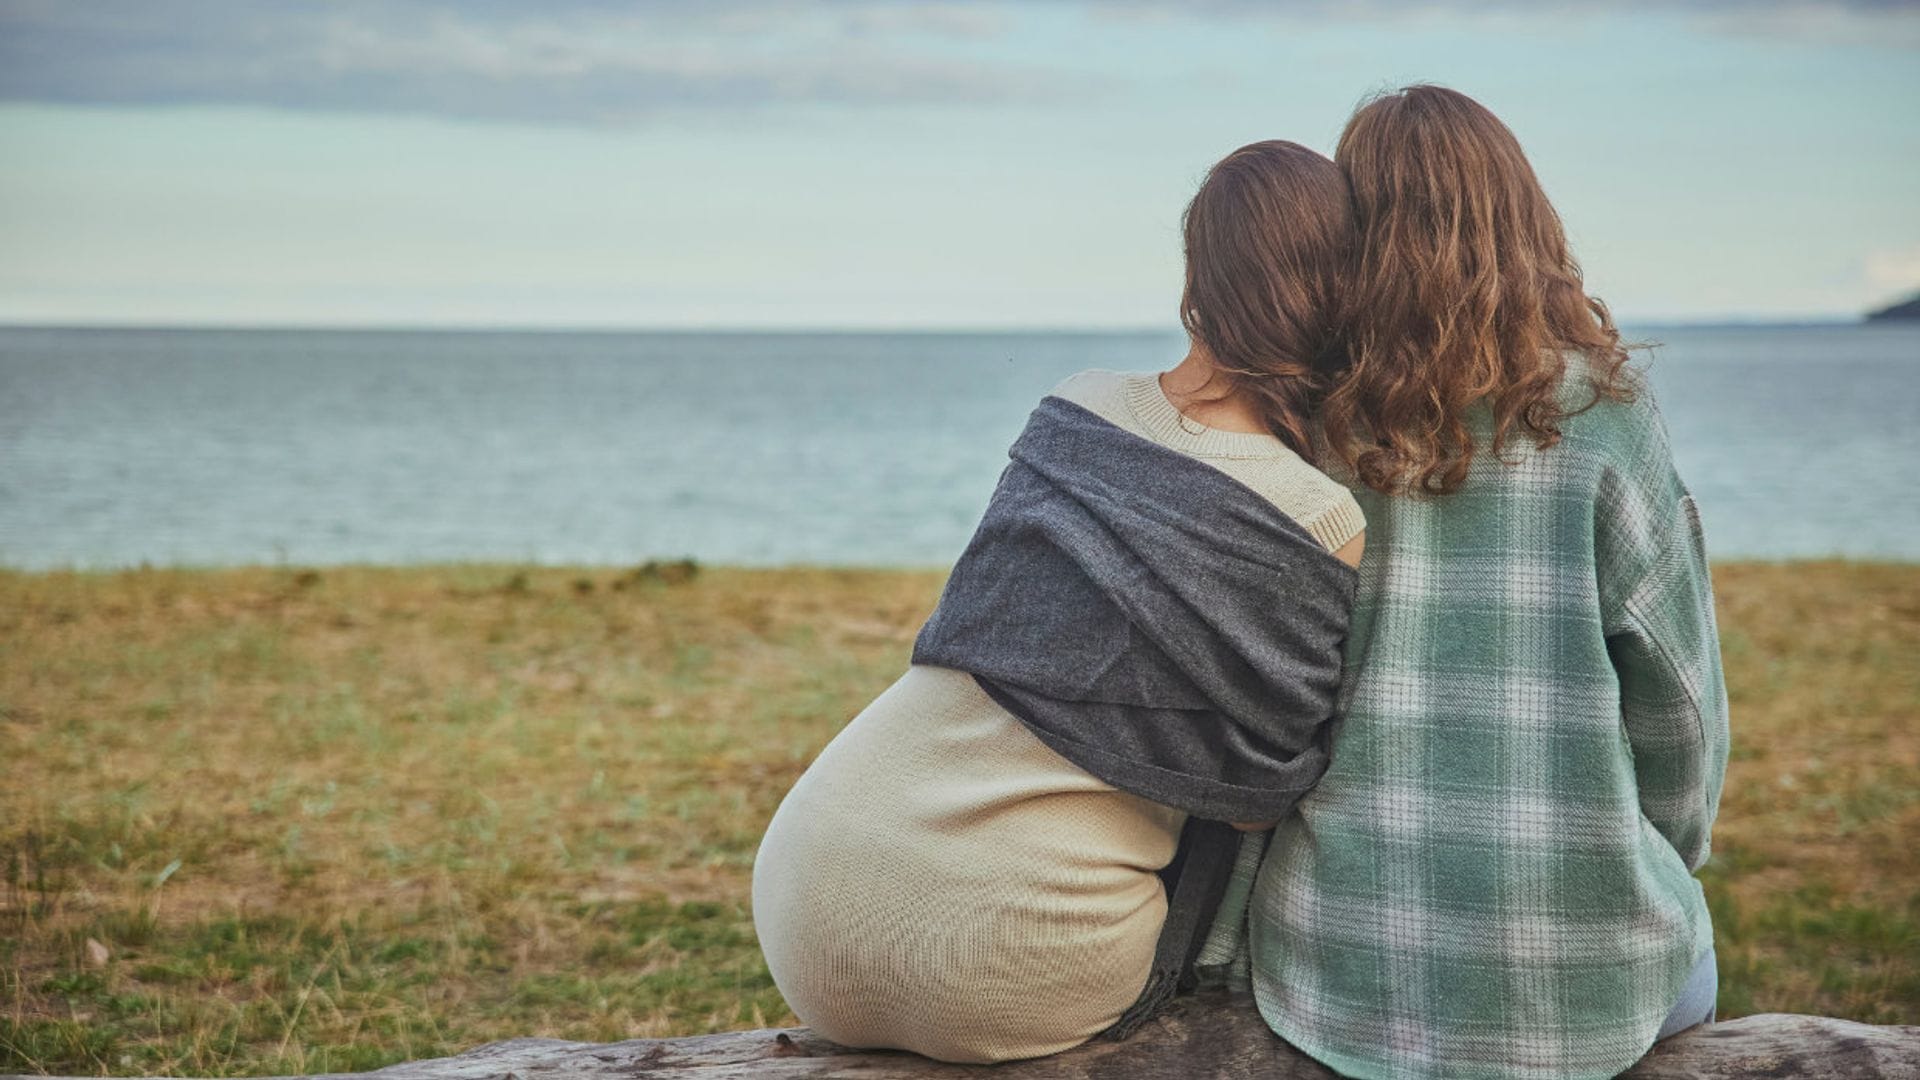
[2,560,1916,1076]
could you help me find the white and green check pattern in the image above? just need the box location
[1249,361,1730,1080]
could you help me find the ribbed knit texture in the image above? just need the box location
[750,368,1364,1063]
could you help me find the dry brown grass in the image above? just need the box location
[1,560,1914,1075]
[1699,561,1919,1020]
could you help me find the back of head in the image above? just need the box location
[1180,140,1356,460]
[1326,84,1639,496]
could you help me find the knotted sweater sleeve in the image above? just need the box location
[1594,389,1732,872]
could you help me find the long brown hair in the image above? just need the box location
[1179,140,1356,459]
[1323,84,1639,496]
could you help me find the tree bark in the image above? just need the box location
[17,994,1917,1079]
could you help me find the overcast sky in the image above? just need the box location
[1,1,1916,329]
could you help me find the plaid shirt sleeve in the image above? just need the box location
[1597,397,1732,872]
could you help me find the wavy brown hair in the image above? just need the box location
[1323,84,1639,496]
[1178,140,1356,460]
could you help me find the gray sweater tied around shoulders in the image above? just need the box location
[910,393,1358,1039]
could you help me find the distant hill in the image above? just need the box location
[1866,294,1920,321]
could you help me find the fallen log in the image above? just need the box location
[18,993,1918,1079]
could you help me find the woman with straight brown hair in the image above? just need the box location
[1238,85,1731,1080]
[751,140,1367,1063]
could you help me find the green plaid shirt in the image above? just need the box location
[1247,360,1730,1079]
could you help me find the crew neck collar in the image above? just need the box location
[1119,370,1299,460]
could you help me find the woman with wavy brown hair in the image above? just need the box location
[1236,85,1732,1079]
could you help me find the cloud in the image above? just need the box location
[1,0,1912,126]
[1096,0,1918,18]
[1864,244,1920,298]
[0,1,1060,125]
[1094,0,1920,47]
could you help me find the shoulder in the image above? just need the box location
[1554,353,1668,462]
[1273,462,1364,553]
[1522,353,1682,516]
[1295,481,1366,555]
[1050,367,1366,551]
[1557,356,1702,603]
[1042,367,1153,439]
[1551,354,1683,491]
[1201,447,1366,554]
[1045,368,1132,410]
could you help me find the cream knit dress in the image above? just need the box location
[750,368,1365,1063]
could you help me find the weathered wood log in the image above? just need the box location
[15,993,1917,1079]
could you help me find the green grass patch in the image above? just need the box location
[1,560,1915,1074]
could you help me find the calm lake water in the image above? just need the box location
[2,324,1915,569]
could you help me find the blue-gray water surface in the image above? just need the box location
[1,324,1915,569]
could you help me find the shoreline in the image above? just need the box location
[4,554,1917,577]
